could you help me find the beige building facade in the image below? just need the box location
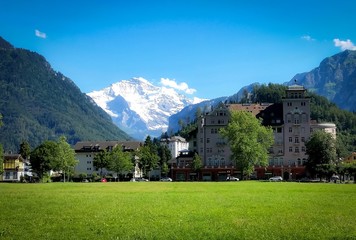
[190,84,337,180]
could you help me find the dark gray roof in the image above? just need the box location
[74,141,142,152]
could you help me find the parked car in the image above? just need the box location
[226,176,239,181]
[131,177,149,182]
[269,176,283,181]
[160,177,173,182]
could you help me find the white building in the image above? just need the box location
[160,136,189,160]
[73,141,142,178]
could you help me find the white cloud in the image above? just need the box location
[160,78,196,94]
[333,38,356,50]
[35,29,47,39]
[301,35,315,41]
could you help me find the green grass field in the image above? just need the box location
[0,181,355,240]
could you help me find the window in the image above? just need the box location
[301,137,305,142]
[289,137,292,143]
[302,146,306,152]
[295,137,299,143]
[287,114,292,123]
[301,102,306,106]
[211,128,218,134]
[289,127,292,133]
[297,158,302,165]
[207,138,210,143]
[208,158,212,166]
[87,161,92,164]
[289,147,293,152]
[295,147,299,153]
[4,159,15,169]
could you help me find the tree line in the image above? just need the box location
[0,133,173,182]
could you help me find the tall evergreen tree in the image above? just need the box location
[19,141,31,160]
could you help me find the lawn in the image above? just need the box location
[0,181,355,240]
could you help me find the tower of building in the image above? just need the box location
[282,83,311,167]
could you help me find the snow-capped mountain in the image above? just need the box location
[87,77,205,140]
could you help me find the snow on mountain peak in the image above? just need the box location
[87,77,206,139]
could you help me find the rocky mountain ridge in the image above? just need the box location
[288,50,356,112]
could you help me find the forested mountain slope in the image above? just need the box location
[0,37,131,152]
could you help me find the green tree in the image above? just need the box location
[305,130,337,178]
[191,153,202,180]
[157,144,171,176]
[0,113,4,175]
[0,144,3,176]
[0,116,3,176]
[195,107,202,121]
[219,110,274,179]
[161,162,169,177]
[30,141,59,182]
[343,162,356,183]
[107,146,133,181]
[158,144,171,166]
[19,141,31,160]
[137,145,159,179]
[93,150,110,177]
[54,136,78,182]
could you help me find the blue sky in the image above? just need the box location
[1,0,356,99]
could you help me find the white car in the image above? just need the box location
[226,176,239,181]
[269,176,283,181]
[160,177,173,182]
[130,177,149,182]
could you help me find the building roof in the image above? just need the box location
[228,103,273,116]
[4,154,24,161]
[73,141,142,152]
[256,103,284,126]
[161,136,187,143]
[287,84,305,91]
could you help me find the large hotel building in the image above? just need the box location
[172,84,336,181]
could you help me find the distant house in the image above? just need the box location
[73,141,142,179]
[343,152,356,164]
[1,154,26,182]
